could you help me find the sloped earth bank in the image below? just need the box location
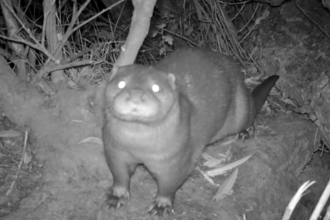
[0,87,327,220]
[2,1,330,220]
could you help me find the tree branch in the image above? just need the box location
[115,0,157,67]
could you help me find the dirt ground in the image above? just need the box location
[1,105,329,220]
[1,0,330,220]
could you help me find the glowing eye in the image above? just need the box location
[118,80,126,89]
[152,84,160,92]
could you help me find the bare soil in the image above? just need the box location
[0,105,328,220]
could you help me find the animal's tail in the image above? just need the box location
[252,75,279,115]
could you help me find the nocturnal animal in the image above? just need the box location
[102,48,279,216]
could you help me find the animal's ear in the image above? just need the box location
[167,73,176,90]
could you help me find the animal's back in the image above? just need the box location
[155,48,253,146]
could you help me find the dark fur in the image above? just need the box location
[102,48,279,216]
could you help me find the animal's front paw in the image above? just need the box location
[107,186,129,209]
[148,196,173,217]
[238,125,255,140]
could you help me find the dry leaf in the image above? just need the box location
[202,153,214,160]
[206,153,254,177]
[197,167,217,185]
[78,137,103,145]
[203,157,226,168]
[212,168,238,201]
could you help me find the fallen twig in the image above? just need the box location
[6,130,29,196]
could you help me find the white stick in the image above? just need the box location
[282,181,315,220]
[310,179,330,220]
